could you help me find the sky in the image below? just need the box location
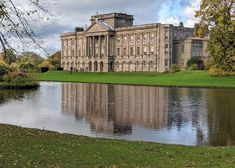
[14,0,201,56]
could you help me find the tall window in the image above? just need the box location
[130,47,133,56]
[137,47,140,55]
[151,34,155,40]
[72,50,74,57]
[143,47,147,55]
[151,47,154,55]
[117,48,120,56]
[165,59,168,66]
[130,36,134,42]
[123,48,127,56]
[144,34,148,41]
[124,36,127,43]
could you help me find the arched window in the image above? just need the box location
[94,61,98,71]
[100,61,103,72]
[89,61,92,71]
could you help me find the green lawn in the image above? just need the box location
[37,70,235,88]
[1,124,235,168]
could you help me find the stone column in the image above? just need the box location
[107,35,109,57]
[93,36,95,57]
[134,33,136,58]
[99,36,101,58]
[127,34,129,57]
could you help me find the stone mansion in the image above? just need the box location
[61,13,208,72]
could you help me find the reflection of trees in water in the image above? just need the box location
[207,89,235,146]
[167,88,208,145]
[0,89,35,105]
[61,83,168,135]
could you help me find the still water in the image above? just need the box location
[0,82,234,146]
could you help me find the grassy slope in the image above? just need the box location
[37,71,235,88]
[1,124,235,168]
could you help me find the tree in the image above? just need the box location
[47,51,61,69]
[196,0,235,75]
[0,0,47,53]
[16,51,44,72]
[193,23,209,38]
[0,49,17,65]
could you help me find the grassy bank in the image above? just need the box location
[0,124,235,168]
[37,70,235,88]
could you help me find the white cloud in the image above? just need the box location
[159,16,180,26]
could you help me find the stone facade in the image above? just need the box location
[173,37,209,68]
[61,13,208,72]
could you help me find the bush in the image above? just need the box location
[171,64,180,73]
[187,57,204,70]
[1,72,39,89]
[209,67,235,76]
[189,64,198,70]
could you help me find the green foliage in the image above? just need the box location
[196,0,235,75]
[0,65,9,76]
[209,66,235,76]
[47,51,61,69]
[1,49,17,65]
[0,72,39,89]
[208,24,235,73]
[189,64,198,70]
[16,52,44,72]
[187,56,203,69]
[171,64,180,73]
[193,23,209,38]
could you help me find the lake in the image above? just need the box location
[0,82,234,146]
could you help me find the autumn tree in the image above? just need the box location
[16,51,44,72]
[0,0,47,53]
[47,51,61,69]
[196,0,235,75]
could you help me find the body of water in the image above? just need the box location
[0,82,234,146]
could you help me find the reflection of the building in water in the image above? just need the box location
[62,83,169,134]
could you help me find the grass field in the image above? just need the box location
[1,124,235,168]
[36,70,235,88]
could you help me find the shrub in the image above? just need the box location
[1,72,39,89]
[209,67,235,76]
[171,64,180,73]
[187,57,204,70]
[189,64,198,70]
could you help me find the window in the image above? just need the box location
[144,34,148,41]
[137,35,141,42]
[130,35,134,42]
[123,48,127,56]
[124,36,127,43]
[165,59,168,66]
[137,47,140,55]
[117,48,120,56]
[165,44,168,48]
[151,34,155,40]
[151,47,154,55]
[143,47,147,55]
[117,37,121,43]
[72,50,74,57]
[130,47,134,56]
[78,50,81,57]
